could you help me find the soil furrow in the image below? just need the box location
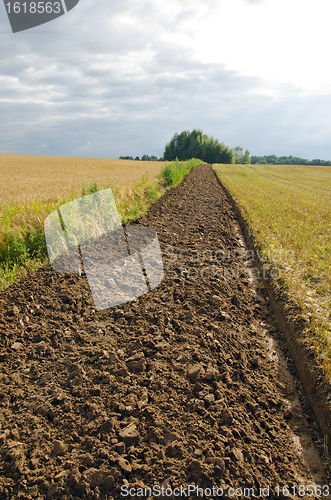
[0,163,329,499]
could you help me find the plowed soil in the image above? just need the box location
[0,164,329,500]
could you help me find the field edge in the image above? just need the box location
[213,170,331,453]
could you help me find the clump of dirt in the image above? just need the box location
[0,164,328,499]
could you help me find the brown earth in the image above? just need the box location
[0,164,329,500]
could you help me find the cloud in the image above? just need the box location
[0,0,330,160]
[243,0,265,4]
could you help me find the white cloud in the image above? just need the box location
[0,0,330,160]
[186,0,331,94]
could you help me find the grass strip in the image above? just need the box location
[161,158,201,187]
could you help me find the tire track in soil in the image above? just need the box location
[0,163,329,499]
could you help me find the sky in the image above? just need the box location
[1,0,331,160]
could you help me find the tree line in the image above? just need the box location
[119,130,249,164]
[251,154,331,166]
[119,155,163,161]
[119,130,331,166]
[163,129,247,164]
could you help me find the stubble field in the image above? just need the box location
[213,163,331,376]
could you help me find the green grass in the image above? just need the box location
[0,196,73,291]
[0,159,201,292]
[161,158,201,187]
[213,163,331,376]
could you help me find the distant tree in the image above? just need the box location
[242,150,251,164]
[251,154,331,165]
[233,146,244,164]
[163,129,234,164]
[216,143,234,164]
[189,129,205,159]
[120,155,164,162]
[233,147,250,164]
[164,132,178,160]
[266,154,278,164]
[256,159,267,164]
[203,138,217,164]
[233,146,251,164]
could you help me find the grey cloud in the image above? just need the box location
[0,0,330,160]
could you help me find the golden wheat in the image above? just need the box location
[0,154,164,209]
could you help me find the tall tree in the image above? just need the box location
[163,129,234,164]
[233,146,244,163]
[242,150,251,164]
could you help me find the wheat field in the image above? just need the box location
[0,154,166,290]
[0,154,164,209]
[214,163,331,375]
